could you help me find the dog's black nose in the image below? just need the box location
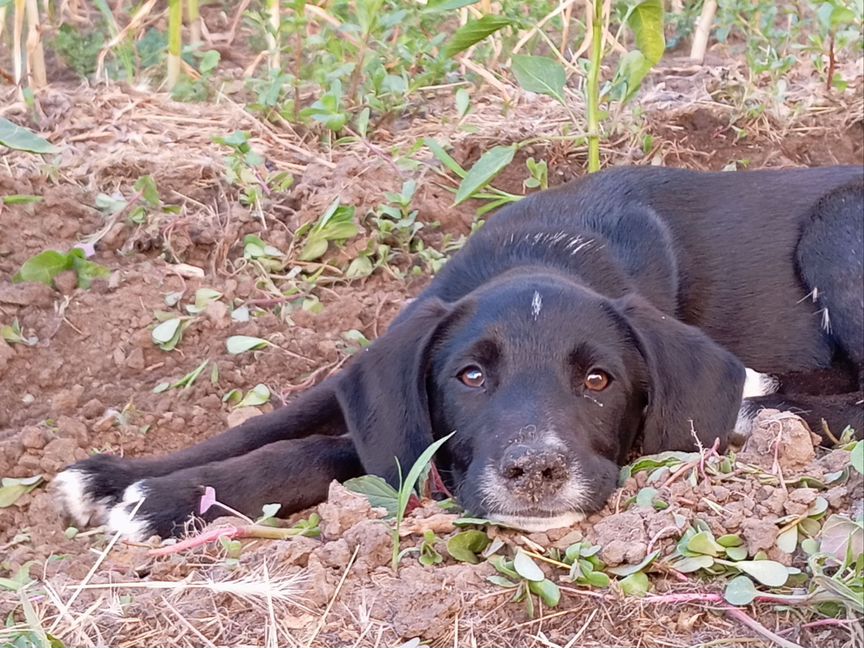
[499,443,569,500]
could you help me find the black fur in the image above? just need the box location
[56,165,864,538]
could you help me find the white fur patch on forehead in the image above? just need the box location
[531,291,542,320]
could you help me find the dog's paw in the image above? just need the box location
[105,478,205,541]
[743,368,780,398]
[52,455,142,529]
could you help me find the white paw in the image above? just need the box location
[743,368,780,398]
[52,468,109,528]
[106,481,154,541]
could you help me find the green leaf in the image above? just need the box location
[152,318,183,345]
[150,317,182,346]
[70,253,110,288]
[717,534,744,548]
[490,556,520,580]
[14,250,72,285]
[635,486,660,509]
[425,0,478,11]
[487,574,518,588]
[733,560,789,587]
[259,503,281,519]
[511,55,567,104]
[442,15,514,59]
[614,0,665,103]
[2,194,42,205]
[238,383,270,407]
[629,0,665,64]
[850,440,863,475]
[670,555,715,573]
[397,431,455,520]
[0,475,43,507]
[819,514,864,562]
[513,550,545,582]
[199,49,220,73]
[628,451,697,475]
[583,570,610,588]
[724,575,758,605]
[776,525,798,554]
[0,117,58,153]
[226,335,270,354]
[454,145,516,205]
[344,474,400,516]
[619,571,649,597]
[425,138,466,178]
[724,545,748,561]
[687,530,723,557]
[528,578,561,606]
[455,87,471,119]
[607,549,660,576]
[446,530,491,564]
[133,174,160,206]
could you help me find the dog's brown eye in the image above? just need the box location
[459,366,485,388]
[584,370,610,391]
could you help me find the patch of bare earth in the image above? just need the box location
[1,54,862,647]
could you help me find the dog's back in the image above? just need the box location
[414,166,863,373]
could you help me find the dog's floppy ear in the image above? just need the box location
[615,295,745,453]
[335,298,452,486]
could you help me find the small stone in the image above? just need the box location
[20,426,47,450]
[81,399,104,419]
[125,347,146,370]
[51,385,84,415]
[204,301,229,328]
[56,416,89,446]
[18,453,43,471]
[199,394,222,410]
[40,437,79,472]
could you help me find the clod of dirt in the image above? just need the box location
[591,510,648,566]
[0,283,54,307]
[784,488,819,515]
[740,409,820,471]
[20,426,48,450]
[225,406,262,428]
[0,339,15,371]
[375,564,492,640]
[50,385,85,416]
[317,481,387,540]
[741,518,779,555]
[342,519,392,571]
[53,270,78,295]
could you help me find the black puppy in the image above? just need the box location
[55,165,864,539]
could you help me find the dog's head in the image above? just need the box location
[338,272,744,531]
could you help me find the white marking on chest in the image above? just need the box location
[742,368,780,398]
[531,291,542,320]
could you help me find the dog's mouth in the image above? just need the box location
[486,510,586,532]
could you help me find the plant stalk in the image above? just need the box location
[166,0,183,89]
[586,0,604,173]
[24,0,46,86]
[187,0,201,45]
[266,0,281,71]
